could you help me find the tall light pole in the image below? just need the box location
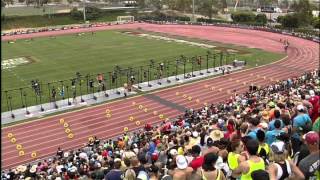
[192,0,195,22]
[83,0,86,22]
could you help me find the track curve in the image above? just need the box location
[2,23,319,169]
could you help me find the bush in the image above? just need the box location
[277,15,284,24]
[312,17,320,29]
[231,11,256,23]
[255,14,267,25]
[196,17,230,24]
[70,6,101,20]
[137,11,190,22]
[85,6,102,20]
[280,13,300,28]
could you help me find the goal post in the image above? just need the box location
[117,16,135,23]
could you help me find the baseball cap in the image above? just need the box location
[297,104,304,111]
[114,158,121,163]
[176,155,188,169]
[268,102,275,108]
[309,90,315,97]
[169,149,178,156]
[270,141,285,154]
[303,131,319,145]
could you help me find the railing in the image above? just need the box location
[2,51,236,112]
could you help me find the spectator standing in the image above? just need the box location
[298,131,320,180]
[268,141,304,180]
[201,152,226,180]
[266,120,284,145]
[232,139,265,180]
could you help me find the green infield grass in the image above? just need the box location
[1,29,285,111]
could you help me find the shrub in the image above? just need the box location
[312,17,320,29]
[231,11,256,23]
[255,14,267,25]
[280,13,300,28]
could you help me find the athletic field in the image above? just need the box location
[1,29,285,111]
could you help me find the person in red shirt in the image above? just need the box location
[308,90,319,122]
[189,145,204,171]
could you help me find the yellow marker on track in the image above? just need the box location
[16,144,23,150]
[7,133,14,138]
[10,138,16,143]
[68,133,74,139]
[19,150,25,156]
[31,151,37,158]
[65,128,71,134]
[63,122,69,128]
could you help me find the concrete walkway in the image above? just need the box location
[1,65,243,125]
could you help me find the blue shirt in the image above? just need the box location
[268,119,284,131]
[293,114,311,128]
[247,128,259,139]
[105,169,123,180]
[266,129,284,145]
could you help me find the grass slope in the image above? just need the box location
[1,30,285,111]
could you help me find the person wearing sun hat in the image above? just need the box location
[298,131,320,180]
[210,129,224,142]
[172,155,193,180]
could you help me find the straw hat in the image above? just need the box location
[210,130,224,141]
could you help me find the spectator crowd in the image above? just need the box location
[2,69,319,180]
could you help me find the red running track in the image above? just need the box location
[2,23,319,169]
